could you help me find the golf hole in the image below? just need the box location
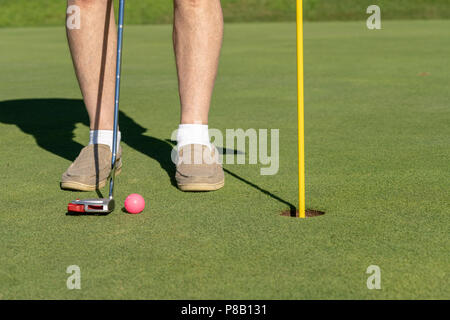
[280,209,325,218]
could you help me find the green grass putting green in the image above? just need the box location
[2,0,450,27]
[0,20,449,299]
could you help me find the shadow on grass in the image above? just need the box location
[0,98,176,186]
[0,98,296,212]
[165,140,297,214]
[65,211,111,217]
[223,168,296,216]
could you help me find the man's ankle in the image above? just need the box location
[89,130,121,152]
[176,124,211,150]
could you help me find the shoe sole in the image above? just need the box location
[177,180,224,192]
[60,166,122,192]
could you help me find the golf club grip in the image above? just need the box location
[109,0,125,198]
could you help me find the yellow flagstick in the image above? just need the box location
[296,0,306,218]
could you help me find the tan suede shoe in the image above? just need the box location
[175,144,225,191]
[60,144,122,191]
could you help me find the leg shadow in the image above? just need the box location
[0,98,88,161]
[0,98,175,186]
[120,113,176,186]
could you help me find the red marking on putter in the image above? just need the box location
[68,203,85,213]
[87,205,103,210]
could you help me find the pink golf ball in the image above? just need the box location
[124,193,145,214]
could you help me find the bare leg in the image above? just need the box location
[173,0,224,125]
[66,0,117,130]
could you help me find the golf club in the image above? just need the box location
[67,0,126,214]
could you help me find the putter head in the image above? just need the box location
[68,198,115,214]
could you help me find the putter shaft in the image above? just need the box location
[109,0,125,200]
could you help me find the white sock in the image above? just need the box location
[176,124,211,150]
[89,130,121,152]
